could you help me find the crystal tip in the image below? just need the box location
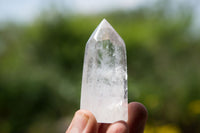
[100,18,109,25]
[97,18,113,30]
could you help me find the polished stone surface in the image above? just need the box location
[81,19,128,123]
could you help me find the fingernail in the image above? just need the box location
[69,111,89,133]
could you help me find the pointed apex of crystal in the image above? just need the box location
[89,19,124,45]
[98,18,111,29]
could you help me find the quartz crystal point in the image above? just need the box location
[81,19,128,123]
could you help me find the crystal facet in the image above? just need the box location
[80,19,128,123]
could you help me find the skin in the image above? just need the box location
[66,102,148,133]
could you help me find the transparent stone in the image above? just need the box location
[80,19,128,123]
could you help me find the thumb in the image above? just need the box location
[66,110,98,133]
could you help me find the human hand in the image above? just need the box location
[66,102,148,133]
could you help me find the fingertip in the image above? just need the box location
[128,102,148,133]
[106,121,128,133]
[75,109,97,123]
[78,110,98,133]
[66,110,98,133]
[128,102,148,121]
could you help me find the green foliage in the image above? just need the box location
[0,2,200,133]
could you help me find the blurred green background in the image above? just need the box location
[0,0,200,133]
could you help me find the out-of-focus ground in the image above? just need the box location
[0,0,200,133]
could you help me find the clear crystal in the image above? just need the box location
[80,19,128,123]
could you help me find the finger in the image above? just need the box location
[105,121,128,133]
[128,102,148,133]
[98,123,110,133]
[66,110,98,133]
